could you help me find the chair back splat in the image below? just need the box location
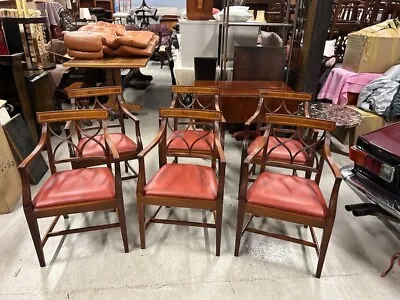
[66,86,142,181]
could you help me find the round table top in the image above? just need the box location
[301,102,364,128]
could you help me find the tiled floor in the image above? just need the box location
[0,64,399,299]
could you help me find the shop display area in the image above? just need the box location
[0,65,399,299]
[1,0,400,299]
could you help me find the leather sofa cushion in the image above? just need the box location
[248,136,307,164]
[144,164,218,200]
[64,31,103,52]
[114,35,159,57]
[167,130,214,152]
[118,31,154,48]
[247,172,327,218]
[33,168,115,208]
[67,48,103,59]
[77,133,137,157]
[103,46,114,57]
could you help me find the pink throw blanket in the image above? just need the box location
[318,68,381,105]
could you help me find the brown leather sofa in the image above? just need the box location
[64,21,159,59]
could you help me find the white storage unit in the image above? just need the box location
[179,19,219,68]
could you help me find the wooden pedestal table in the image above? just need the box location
[64,57,152,112]
[194,80,293,123]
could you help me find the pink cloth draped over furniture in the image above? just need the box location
[318,67,381,105]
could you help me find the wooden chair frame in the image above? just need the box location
[19,110,128,267]
[235,114,342,278]
[137,108,226,255]
[66,86,143,181]
[241,90,312,181]
[169,85,226,156]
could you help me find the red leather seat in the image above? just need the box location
[248,136,307,164]
[167,130,214,152]
[33,168,115,208]
[77,133,137,157]
[247,172,327,218]
[144,164,218,200]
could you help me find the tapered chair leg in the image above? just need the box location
[137,197,146,249]
[315,224,333,278]
[215,201,223,256]
[116,200,129,253]
[234,201,246,256]
[25,210,46,267]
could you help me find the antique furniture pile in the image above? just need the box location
[63,21,159,59]
[18,85,344,279]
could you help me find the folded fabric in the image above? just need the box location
[318,67,381,104]
[114,35,159,57]
[67,48,103,59]
[64,31,103,52]
[118,31,154,49]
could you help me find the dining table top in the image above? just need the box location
[194,80,293,97]
[63,56,151,69]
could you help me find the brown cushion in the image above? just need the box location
[167,130,214,152]
[247,172,327,218]
[144,164,218,200]
[114,35,159,57]
[247,136,307,164]
[77,133,137,157]
[33,168,115,208]
[103,46,114,57]
[118,31,154,48]
[64,31,103,52]
[67,48,103,59]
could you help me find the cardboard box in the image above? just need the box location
[343,19,400,73]
[334,106,388,145]
[0,125,21,214]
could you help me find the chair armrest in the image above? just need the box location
[243,124,271,165]
[245,98,264,127]
[18,125,48,169]
[324,142,343,218]
[119,101,143,150]
[137,124,165,159]
[103,126,120,162]
[137,124,166,194]
[324,143,342,180]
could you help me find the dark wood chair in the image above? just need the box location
[241,90,312,168]
[66,86,143,181]
[19,110,129,267]
[136,108,226,255]
[169,86,225,157]
[235,114,342,278]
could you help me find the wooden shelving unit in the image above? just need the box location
[79,0,115,13]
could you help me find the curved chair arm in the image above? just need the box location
[18,125,48,209]
[137,122,167,194]
[242,98,264,158]
[119,101,143,150]
[104,124,123,197]
[323,140,343,218]
[19,125,48,169]
[103,124,120,162]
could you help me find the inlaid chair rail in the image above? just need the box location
[35,110,117,174]
[258,90,312,115]
[171,86,221,111]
